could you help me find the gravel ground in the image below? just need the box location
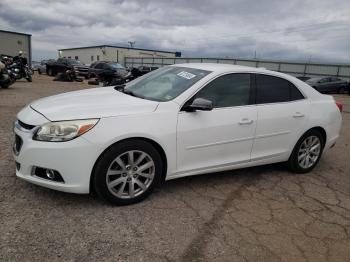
[1,75,350,262]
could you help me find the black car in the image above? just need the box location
[88,62,130,79]
[296,76,311,81]
[306,77,348,93]
[46,58,89,77]
[129,65,159,79]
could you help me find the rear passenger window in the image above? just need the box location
[256,74,304,104]
[290,85,304,100]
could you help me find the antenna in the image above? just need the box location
[128,41,136,48]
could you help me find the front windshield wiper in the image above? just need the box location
[113,84,126,91]
[114,84,144,99]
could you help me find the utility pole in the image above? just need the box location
[128,41,136,48]
[308,55,312,64]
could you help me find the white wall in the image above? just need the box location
[59,46,176,65]
[0,31,30,60]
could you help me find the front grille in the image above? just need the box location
[18,120,35,130]
[13,134,23,155]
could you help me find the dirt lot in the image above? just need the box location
[0,74,350,262]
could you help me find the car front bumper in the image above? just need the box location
[13,122,98,194]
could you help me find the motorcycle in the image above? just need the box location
[0,61,13,89]
[8,61,33,82]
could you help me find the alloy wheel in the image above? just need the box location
[106,150,155,199]
[298,135,321,169]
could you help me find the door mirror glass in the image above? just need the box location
[183,98,213,112]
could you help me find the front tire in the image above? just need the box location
[288,129,324,173]
[26,75,32,82]
[93,140,163,205]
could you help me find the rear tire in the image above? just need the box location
[47,68,54,76]
[288,129,324,173]
[338,87,345,94]
[93,140,163,205]
[26,75,32,82]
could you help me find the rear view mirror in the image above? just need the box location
[183,98,213,112]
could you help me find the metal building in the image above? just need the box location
[0,30,32,64]
[58,45,181,65]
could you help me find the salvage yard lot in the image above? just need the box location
[1,74,350,261]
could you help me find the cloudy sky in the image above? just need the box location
[1,0,349,63]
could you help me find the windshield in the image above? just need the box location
[306,78,322,83]
[69,60,82,65]
[124,66,211,101]
[109,63,124,69]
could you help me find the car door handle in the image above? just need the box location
[239,118,254,125]
[293,112,305,118]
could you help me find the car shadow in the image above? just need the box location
[17,162,291,207]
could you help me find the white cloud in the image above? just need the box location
[0,0,349,62]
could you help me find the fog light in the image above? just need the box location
[46,169,55,179]
[32,166,65,183]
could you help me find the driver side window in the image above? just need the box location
[194,73,252,108]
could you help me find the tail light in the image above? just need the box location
[335,101,343,112]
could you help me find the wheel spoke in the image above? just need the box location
[115,157,126,170]
[310,144,320,154]
[134,178,147,190]
[108,177,125,189]
[137,172,154,179]
[310,137,318,147]
[129,181,135,198]
[116,180,127,196]
[107,170,123,176]
[305,155,310,167]
[298,153,307,161]
[128,151,134,165]
[138,161,153,172]
[134,153,146,166]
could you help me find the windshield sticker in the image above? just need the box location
[177,71,196,80]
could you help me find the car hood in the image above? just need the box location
[30,86,159,121]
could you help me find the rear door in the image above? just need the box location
[251,74,310,161]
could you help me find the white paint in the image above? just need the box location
[14,63,342,194]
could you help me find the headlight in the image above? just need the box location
[33,119,99,142]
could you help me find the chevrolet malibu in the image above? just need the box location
[13,64,342,205]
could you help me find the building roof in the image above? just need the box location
[0,29,31,36]
[58,45,177,54]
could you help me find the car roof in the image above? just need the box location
[169,63,324,100]
[170,63,278,74]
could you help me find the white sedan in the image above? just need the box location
[13,64,342,204]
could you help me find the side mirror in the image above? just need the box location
[183,98,213,112]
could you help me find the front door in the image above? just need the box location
[176,73,257,175]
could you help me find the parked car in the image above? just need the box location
[13,64,342,205]
[130,66,159,79]
[88,61,131,85]
[88,61,128,78]
[296,76,311,81]
[37,59,54,74]
[31,61,41,71]
[46,58,89,78]
[306,77,348,93]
